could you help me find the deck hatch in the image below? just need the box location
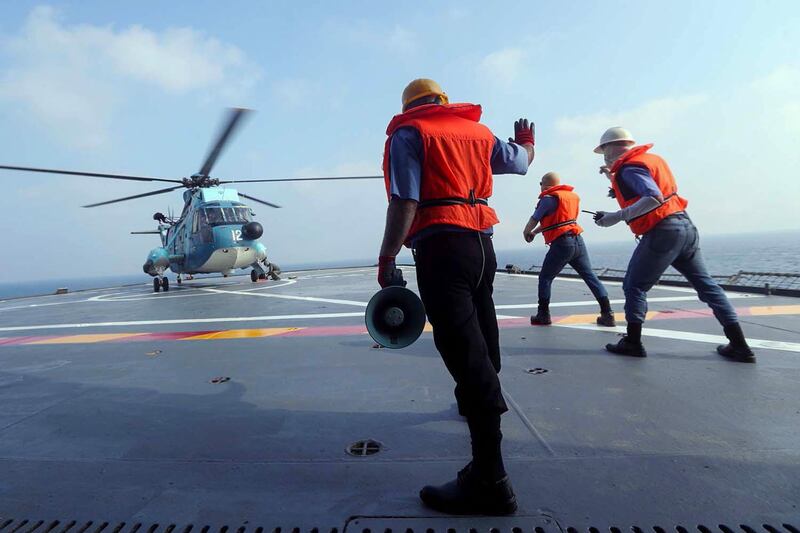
[345,439,383,456]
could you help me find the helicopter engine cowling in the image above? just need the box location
[242,221,263,240]
[143,247,170,276]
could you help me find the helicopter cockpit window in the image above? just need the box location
[222,207,251,224]
[202,208,225,226]
[201,207,251,226]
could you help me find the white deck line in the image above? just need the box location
[0,312,368,332]
[199,287,369,307]
[496,271,756,295]
[556,323,800,353]
[495,293,762,310]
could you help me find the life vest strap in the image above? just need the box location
[540,219,577,233]
[419,189,489,209]
[626,192,678,224]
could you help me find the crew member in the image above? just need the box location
[377,78,534,515]
[523,172,615,326]
[592,127,755,362]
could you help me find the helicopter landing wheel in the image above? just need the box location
[176,276,182,285]
[153,278,161,293]
[161,278,169,292]
[250,270,258,283]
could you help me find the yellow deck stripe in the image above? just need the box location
[180,327,301,340]
[748,305,800,316]
[554,311,661,325]
[28,333,150,345]
[553,313,598,325]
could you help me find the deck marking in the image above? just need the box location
[497,272,755,294]
[502,389,556,456]
[199,287,368,307]
[0,312,366,332]
[89,279,298,302]
[1,303,798,334]
[556,324,800,353]
[748,304,800,316]
[495,294,760,310]
[180,327,301,340]
[27,333,151,345]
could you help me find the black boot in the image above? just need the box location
[419,462,517,515]
[420,413,516,515]
[606,322,646,357]
[717,323,756,363]
[530,298,551,326]
[596,297,616,327]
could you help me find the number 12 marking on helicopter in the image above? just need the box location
[232,229,242,241]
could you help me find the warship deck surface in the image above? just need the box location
[0,267,798,531]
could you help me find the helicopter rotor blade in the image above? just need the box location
[219,175,383,184]
[82,185,185,208]
[198,107,252,178]
[0,165,183,183]
[237,192,282,209]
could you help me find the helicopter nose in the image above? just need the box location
[242,221,263,240]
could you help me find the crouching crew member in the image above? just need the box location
[523,171,615,327]
[592,127,755,362]
[377,78,534,515]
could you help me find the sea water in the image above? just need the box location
[0,231,797,300]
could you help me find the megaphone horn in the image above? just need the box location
[365,286,426,349]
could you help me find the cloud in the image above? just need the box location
[477,48,525,88]
[271,78,314,109]
[334,20,419,57]
[0,6,260,149]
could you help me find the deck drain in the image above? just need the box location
[209,376,231,384]
[346,439,383,456]
[145,350,162,357]
[526,367,548,375]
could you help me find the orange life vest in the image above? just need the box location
[610,144,689,235]
[537,184,583,244]
[382,103,499,242]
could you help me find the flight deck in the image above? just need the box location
[0,267,798,531]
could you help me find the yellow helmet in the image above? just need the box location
[401,78,449,110]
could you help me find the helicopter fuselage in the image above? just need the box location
[143,186,267,277]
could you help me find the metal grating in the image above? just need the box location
[342,523,799,533]
[0,521,342,533]
[0,519,797,533]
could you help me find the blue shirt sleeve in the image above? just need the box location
[490,137,529,175]
[617,165,662,201]
[388,127,423,201]
[531,195,557,221]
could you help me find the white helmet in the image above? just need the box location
[594,127,635,153]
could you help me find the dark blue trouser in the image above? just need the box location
[623,213,739,325]
[539,233,609,302]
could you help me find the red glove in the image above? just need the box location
[378,256,406,288]
[513,118,535,146]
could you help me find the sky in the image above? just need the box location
[0,1,798,280]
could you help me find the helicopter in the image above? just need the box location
[1,108,381,292]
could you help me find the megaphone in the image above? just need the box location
[365,286,426,349]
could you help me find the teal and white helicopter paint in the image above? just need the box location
[1,108,382,292]
[137,184,280,292]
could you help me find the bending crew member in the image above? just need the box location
[592,127,755,362]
